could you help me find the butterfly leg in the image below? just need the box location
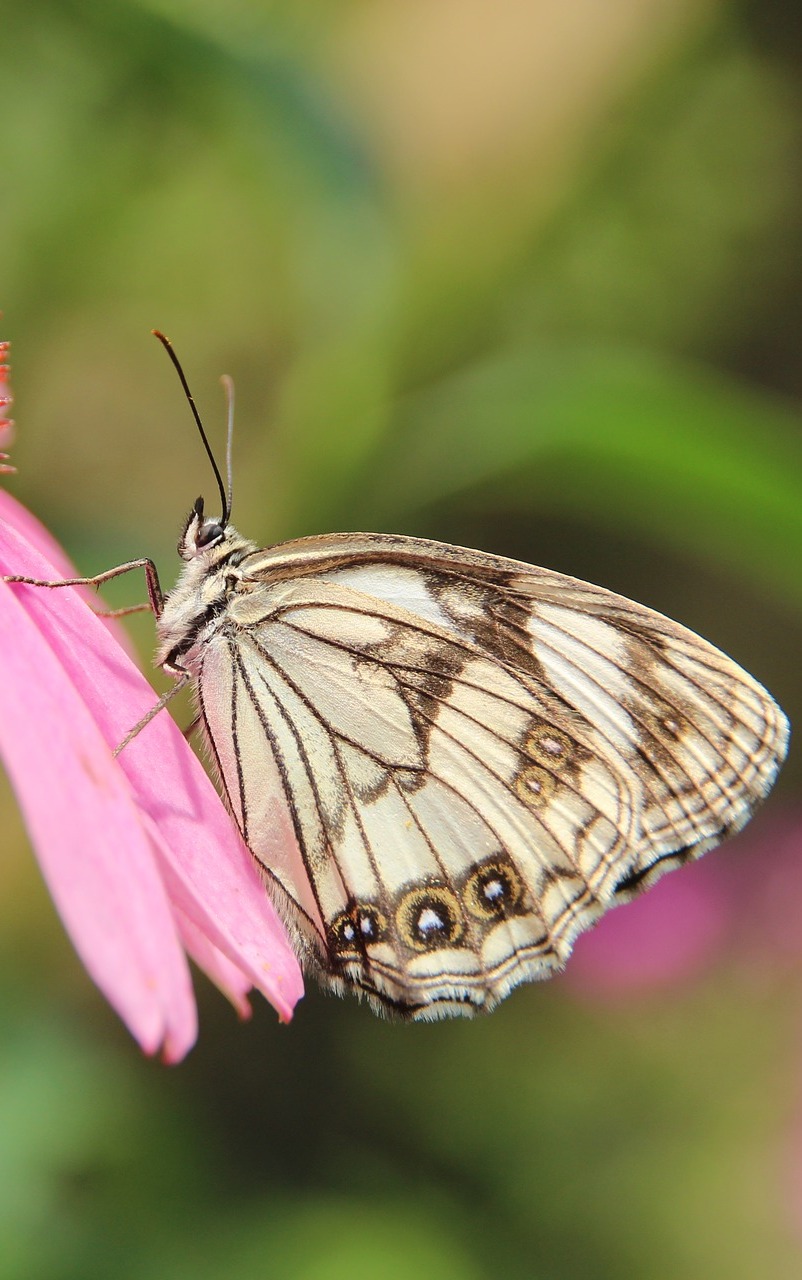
[3,557,165,616]
[113,673,192,757]
[91,602,154,619]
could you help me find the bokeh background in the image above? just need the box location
[3,1,802,1276]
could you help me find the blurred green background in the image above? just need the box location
[3,0,802,1276]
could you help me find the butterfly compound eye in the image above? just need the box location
[196,520,224,549]
[189,496,225,548]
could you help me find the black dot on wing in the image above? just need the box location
[525,725,574,769]
[330,903,386,958]
[516,764,556,810]
[357,907,382,942]
[396,885,465,952]
[464,855,525,921]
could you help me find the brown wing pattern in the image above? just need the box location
[195,535,788,1018]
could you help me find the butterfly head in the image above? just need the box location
[179,495,227,561]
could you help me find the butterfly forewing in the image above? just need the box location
[163,529,789,1019]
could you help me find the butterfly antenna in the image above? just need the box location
[152,330,230,525]
[220,373,235,523]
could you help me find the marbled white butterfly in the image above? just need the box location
[12,335,791,1019]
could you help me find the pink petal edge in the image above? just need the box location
[0,490,138,657]
[0,489,96,585]
[0,572,197,1058]
[1,506,303,1022]
[173,905,253,1021]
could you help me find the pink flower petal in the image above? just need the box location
[0,489,80,581]
[0,573,197,1058]
[1,508,303,1024]
[0,342,13,467]
[141,809,301,1024]
[173,905,253,1021]
[1,336,301,1052]
[0,490,139,658]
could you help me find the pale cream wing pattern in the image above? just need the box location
[194,533,789,1019]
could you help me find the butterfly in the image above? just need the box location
[11,335,792,1020]
[148,338,790,1019]
[156,514,788,1020]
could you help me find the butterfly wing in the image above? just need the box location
[194,534,789,1018]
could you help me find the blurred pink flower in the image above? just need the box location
[565,813,802,1000]
[0,341,13,470]
[565,858,730,998]
[0,347,303,1061]
[726,817,802,975]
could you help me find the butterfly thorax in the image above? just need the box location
[156,509,258,674]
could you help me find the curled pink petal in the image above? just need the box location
[0,572,197,1057]
[0,488,103,591]
[1,334,302,1054]
[1,530,304,1020]
[141,809,301,1024]
[173,906,253,1022]
[0,490,140,659]
[0,343,14,470]
[0,502,303,1053]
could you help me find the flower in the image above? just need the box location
[565,856,730,998]
[0,344,304,1060]
[564,810,802,1000]
[0,341,13,471]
